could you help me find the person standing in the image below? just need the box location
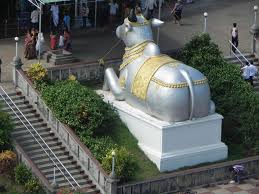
[145,0,157,18]
[31,8,39,29]
[64,29,71,51]
[81,4,90,28]
[241,62,251,84]
[63,11,71,32]
[50,4,59,28]
[231,23,238,53]
[171,0,184,25]
[109,0,119,29]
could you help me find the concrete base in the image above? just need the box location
[98,91,228,172]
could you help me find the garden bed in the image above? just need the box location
[0,174,24,194]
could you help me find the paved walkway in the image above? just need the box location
[1,0,259,88]
[191,179,259,194]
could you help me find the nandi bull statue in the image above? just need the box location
[103,10,215,122]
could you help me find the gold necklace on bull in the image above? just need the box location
[119,40,153,71]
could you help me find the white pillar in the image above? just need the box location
[110,151,116,178]
[14,37,19,57]
[203,12,208,33]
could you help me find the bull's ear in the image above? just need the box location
[125,23,133,33]
[151,18,164,27]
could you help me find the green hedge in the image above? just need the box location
[0,104,14,151]
[178,34,259,154]
[39,80,137,180]
[40,80,117,136]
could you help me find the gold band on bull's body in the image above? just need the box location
[120,41,153,71]
[151,77,208,88]
[131,55,177,100]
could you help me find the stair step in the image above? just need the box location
[28,149,68,159]
[32,155,73,165]
[13,126,50,136]
[1,103,33,111]
[0,98,29,106]
[15,122,47,130]
[13,117,43,125]
[18,138,61,147]
[5,107,36,115]
[58,182,96,191]
[78,187,100,194]
[15,132,56,142]
[38,158,75,170]
[22,139,59,151]
[10,112,40,120]
[47,174,90,185]
[12,127,52,137]
[44,167,84,177]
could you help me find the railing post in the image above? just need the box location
[250,5,259,55]
[51,167,58,190]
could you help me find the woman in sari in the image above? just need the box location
[24,32,37,59]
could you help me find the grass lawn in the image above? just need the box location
[111,121,160,181]
[0,174,24,194]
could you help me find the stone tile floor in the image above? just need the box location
[176,179,259,194]
[189,179,259,194]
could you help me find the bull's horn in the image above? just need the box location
[128,9,137,22]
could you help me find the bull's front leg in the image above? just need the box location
[103,68,125,101]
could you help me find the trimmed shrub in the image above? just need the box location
[80,135,117,161]
[0,104,14,151]
[24,178,45,194]
[0,150,16,174]
[14,164,32,185]
[40,80,117,136]
[178,33,259,152]
[26,63,47,82]
[102,147,137,181]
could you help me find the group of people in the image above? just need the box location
[50,29,72,51]
[24,28,44,59]
[144,0,185,25]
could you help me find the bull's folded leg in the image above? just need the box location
[103,68,125,101]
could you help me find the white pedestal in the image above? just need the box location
[98,91,228,172]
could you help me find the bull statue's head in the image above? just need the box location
[116,9,164,47]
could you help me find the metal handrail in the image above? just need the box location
[0,86,80,189]
[229,40,251,67]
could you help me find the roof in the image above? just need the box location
[28,0,71,9]
[40,0,71,3]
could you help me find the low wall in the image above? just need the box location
[47,58,121,81]
[117,156,259,194]
[45,49,181,82]
[15,69,114,194]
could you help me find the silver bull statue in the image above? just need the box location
[103,10,215,122]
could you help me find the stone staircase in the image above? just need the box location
[224,53,259,91]
[0,91,100,193]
